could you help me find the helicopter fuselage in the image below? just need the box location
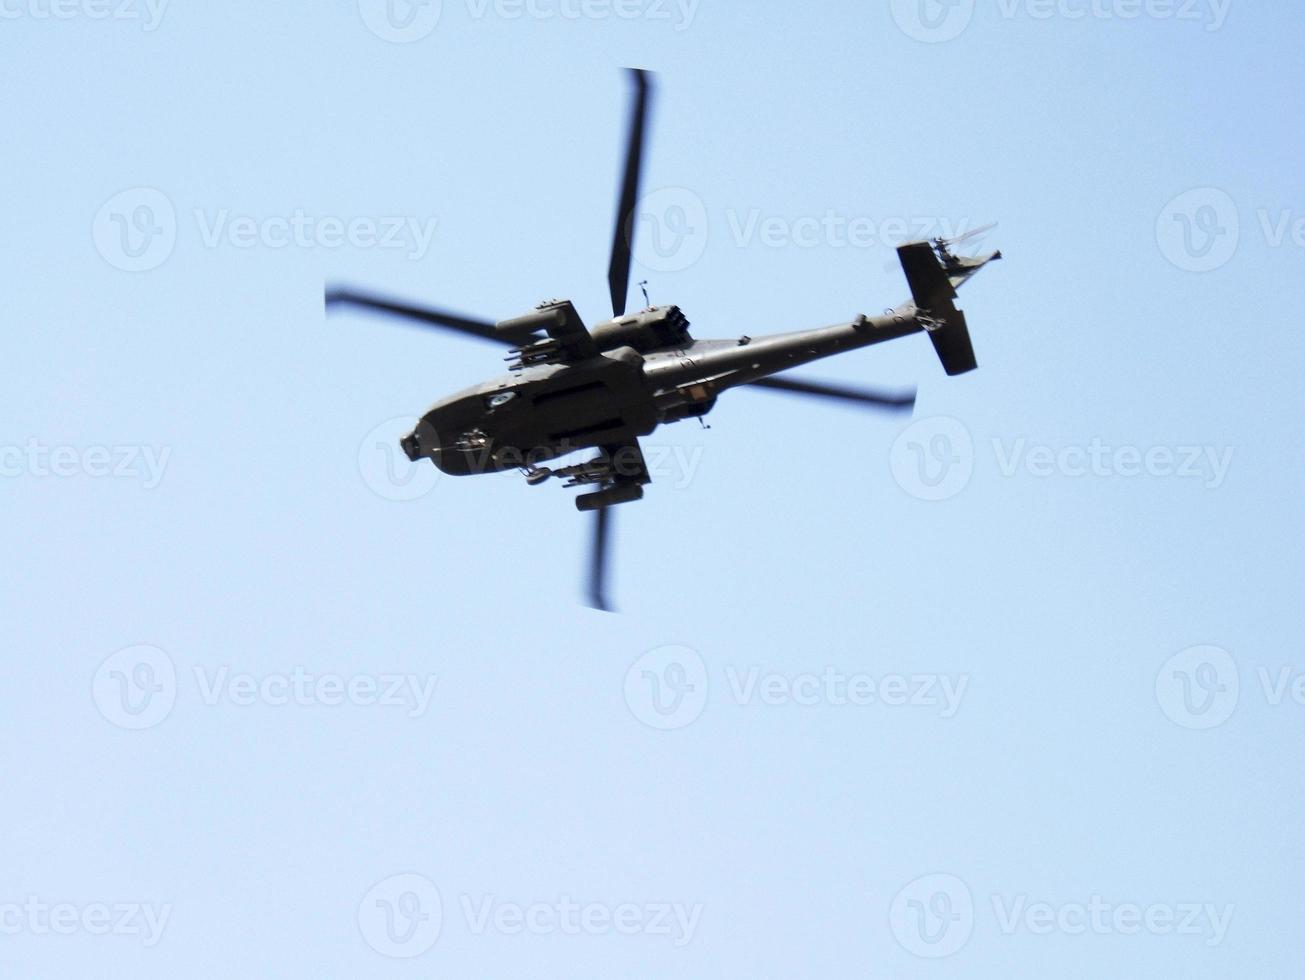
[401,305,925,477]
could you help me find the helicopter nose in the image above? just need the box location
[400,431,422,462]
[401,418,441,462]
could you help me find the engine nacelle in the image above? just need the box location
[590,305,691,354]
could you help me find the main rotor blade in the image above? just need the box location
[606,68,653,318]
[586,506,614,612]
[746,376,917,411]
[325,286,503,344]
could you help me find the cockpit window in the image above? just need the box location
[486,391,516,409]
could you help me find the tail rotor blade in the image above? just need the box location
[325,285,503,344]
[607,68,653,318]
[586,505,614,612]
[747,376,917,411]
[939,222,998,250]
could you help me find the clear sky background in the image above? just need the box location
[3,1,1303,976]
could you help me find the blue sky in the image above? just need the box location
[3,1,1302,976]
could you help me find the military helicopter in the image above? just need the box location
[327,68,1000,611]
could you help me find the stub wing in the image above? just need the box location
[496,299,600,368]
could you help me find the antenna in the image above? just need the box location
[638,280,651,307]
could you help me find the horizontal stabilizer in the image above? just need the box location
[927,308,977,377]
[897,238,997,377]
